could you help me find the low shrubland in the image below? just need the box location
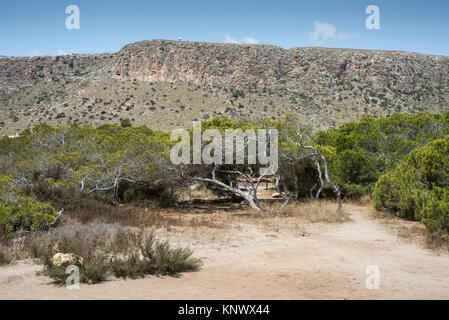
[29,225,201,284]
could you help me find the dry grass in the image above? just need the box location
[64,205,223,229]
[397,225,449,252]
[343,195,372,206]
[423,230,449,251]
[371,207,449,252]
[251,200,349,223]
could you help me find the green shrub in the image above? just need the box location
[416,188,449,233]
[30,239,53,266]
[317,112,449,197]
[111,254,148,279]
[0,176,58,238]
[31,229,200,284]
[120,118,132,127]
[141,235,201,276]
[111,234,200,279]
[373,136,449,232]
[0,248,12,266]
[45,265,70,283]
[0,199,57,237]
[80,255,108,284]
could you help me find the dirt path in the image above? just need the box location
[1,205,449,300]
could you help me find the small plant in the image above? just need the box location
[30,229,200,285]
[80,255,108,284]
[0,248,12,266]
[110,233,201,279]
[120,118,132,127]
[141,234,201,276]
[111,254,147,279]
[30,239,53,266]
[231,89,245,99]
[45,265,70,283]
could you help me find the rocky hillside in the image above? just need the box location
[0,54,114,86]
[116,40,449,94]
[1,39,448,135]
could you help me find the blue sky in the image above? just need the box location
[1,0,448,57]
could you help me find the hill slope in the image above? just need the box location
[1,40,448,135]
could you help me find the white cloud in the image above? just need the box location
[28,49,43,57]
[242,37,259,45]
[224,34,240,44]
[56,49,68,56]
[224,35,259,45]
[307,21,349,43]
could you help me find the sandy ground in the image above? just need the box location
[1,205,449,300]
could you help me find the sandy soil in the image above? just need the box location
[1,205,449,300]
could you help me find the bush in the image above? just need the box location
[373,136,449,232]
[0,248,12,266]
[416,188,449,233]
[111,234,200,279]
[0,176,58,238]
[0,199,57,237]
[30,228,201,284]
[317,113,449,197]
[120,118,132,127]
[111,254,148,279]
[141,235,201,276]
[45,265,70,283]
[80,255,108,284]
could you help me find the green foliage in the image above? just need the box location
[80,255,108,284]
[373,136,449,232]
[201,116,258,132]
[417,188,449,233]
[2,113,448,231]
[111,254,148,279]
[0,175,57,238]
[120,118,132,127]
[110,234,201,279]
[316,112,449,197]
[141,235,201,276]
[0,123,173,208]
[31,230,200,285]
[45,265,71,283]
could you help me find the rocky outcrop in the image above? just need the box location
[114,40,449,96]
[2,39,448,98]
[0,54,115,86]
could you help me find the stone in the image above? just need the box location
[51,253,82,267]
